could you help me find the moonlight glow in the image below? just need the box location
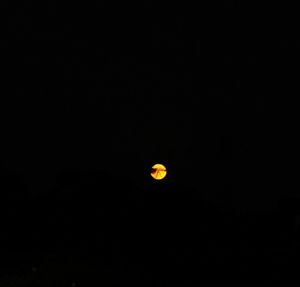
[151,163,167,180]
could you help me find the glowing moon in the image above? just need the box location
[151,163,167,180]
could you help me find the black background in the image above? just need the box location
[1,1,299,285]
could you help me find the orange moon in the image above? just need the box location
[151,163,167,180]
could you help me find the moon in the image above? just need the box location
[151,163,167,180]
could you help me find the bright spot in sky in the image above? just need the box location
[151,163,167,180]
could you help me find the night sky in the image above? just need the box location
[1,1,299,285]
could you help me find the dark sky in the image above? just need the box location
[1,1,295,211]
[2,1,300,285]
